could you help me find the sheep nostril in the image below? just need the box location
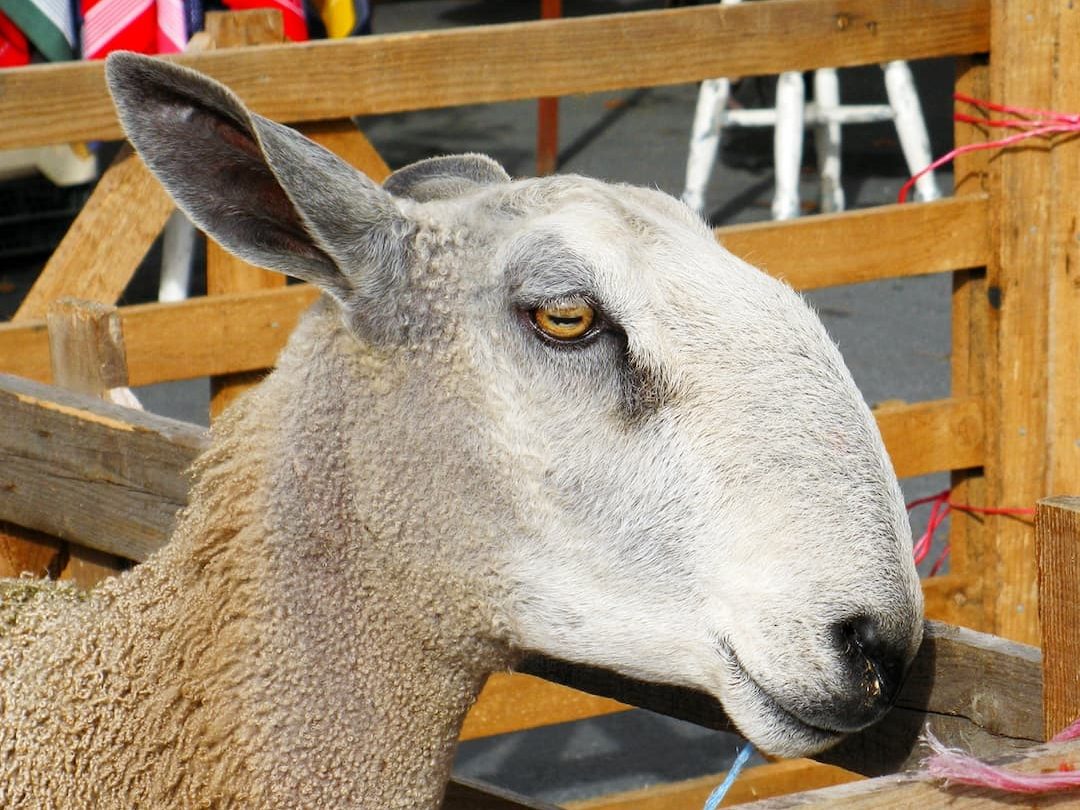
[835,616,906,709]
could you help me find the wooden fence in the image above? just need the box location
[0,0,1077,805]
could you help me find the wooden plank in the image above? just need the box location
[717,196,989,290]
[947,57,993,633]
[47,298,131,396]
[565,760,860,810]
[523,621,1042,778]
[744,737,1080,808]
[443,777,559,810]
[0,374,207,562]
[119,286,319,386]
[12,147,174,321]
[984,0,1056,645]
[0,286,318,386]
[0,522,63,580]
[204,8,284,47]
[874,396,984,479]
[921,574,975,627]
[47,298,134,587]
[461,672,628,741]
[1036,496,1080,739]
[0,0,990,150]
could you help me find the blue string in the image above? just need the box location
[702,742,755,810]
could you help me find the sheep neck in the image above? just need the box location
[171,321,513,807]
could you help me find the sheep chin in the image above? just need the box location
[708,642,845,759]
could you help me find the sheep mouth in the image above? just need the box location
[711,641,843,756]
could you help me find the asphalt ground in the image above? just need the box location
[0,1,959,803]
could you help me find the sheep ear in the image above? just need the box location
[104,52,409,303]
[384,154,510,202]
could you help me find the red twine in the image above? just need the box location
[907,488,1034,575]
[898,93,1080,204]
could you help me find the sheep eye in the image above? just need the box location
[532,302,597,342]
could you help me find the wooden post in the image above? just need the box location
[536,0,562,176]
[983,0,1075,644]
[46,298,134,587]
[944,56,992,632]
[1037,496,1080,739]
[1046,6,1080,506]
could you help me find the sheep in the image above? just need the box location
[0,52,924,808]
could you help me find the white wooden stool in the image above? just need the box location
[682,3,941,220]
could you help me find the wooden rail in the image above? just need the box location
[0,0,990,150]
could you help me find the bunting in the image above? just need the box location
[156,0,186,53]
[0,10,29,67]
[80,0,156,59]
[0,0,78,61]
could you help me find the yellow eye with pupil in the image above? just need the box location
[533,303,596,341]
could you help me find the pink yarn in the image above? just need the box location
[900,94,1080,204]
[924,731,1080,794]
[1053,717,1080,743]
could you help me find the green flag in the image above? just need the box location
[0,0,76,61]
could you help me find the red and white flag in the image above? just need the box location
[0,10,30,67]
[80,0,156,59]
[156,0,186,53]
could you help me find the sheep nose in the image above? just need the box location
[829,615,909,728]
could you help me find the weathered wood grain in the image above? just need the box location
[1036,496,1080,739]
[0,374,207,561]
[0,0,990,150]
[47,298,131,396]
[717,196,989,290]
[47,298,134,586]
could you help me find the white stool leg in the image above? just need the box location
[772,70,805,220]
[682,77,731,216]
[812,68,845,213]
[882,60,941,202]
[159,209,196,303]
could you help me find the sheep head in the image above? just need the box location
[106,53,923,759]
